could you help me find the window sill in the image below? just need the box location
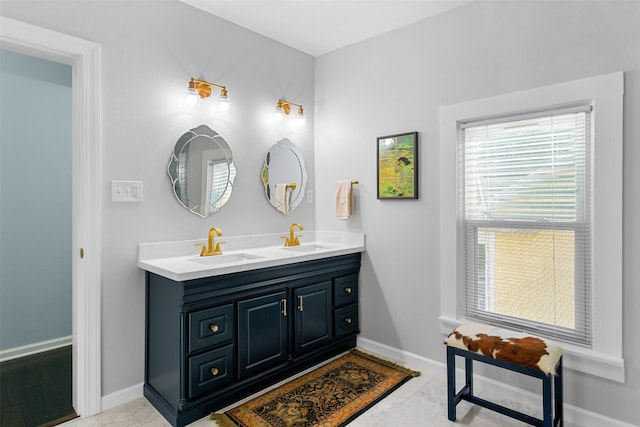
[439,316,625,383]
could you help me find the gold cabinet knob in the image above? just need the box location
[345,318,352,324]
[211,367,219,376]
[210,324,219,333]
[345,287,352,294]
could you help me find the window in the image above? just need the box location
[460,107,591,346]
[439,72,624,381]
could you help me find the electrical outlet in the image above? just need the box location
[307,190,313,203]
[111,180,143,202]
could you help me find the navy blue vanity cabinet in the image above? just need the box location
[143,253,361,427]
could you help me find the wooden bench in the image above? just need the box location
[444,323,563,427]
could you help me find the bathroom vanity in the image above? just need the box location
[138,232,364,427]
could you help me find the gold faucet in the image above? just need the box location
[196,227,225,256]
[284,223,303,247]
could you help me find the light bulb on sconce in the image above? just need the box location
[184,77,231,114]
[216,87,231,115]
[274,105,286,123]
[183,86,200,107]
[274,99,305,127]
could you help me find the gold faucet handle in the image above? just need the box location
[293,236,301,246]
[281,236,291,247]
[213,241,226,255]
[195,243,207,256]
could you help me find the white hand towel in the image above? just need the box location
[336,180,354,219]
[275,183,290,215]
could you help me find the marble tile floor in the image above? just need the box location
[60,353,583,427]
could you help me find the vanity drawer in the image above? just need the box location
[333,274,358,307]
[188,304,234,353]
[334,303,358,337]
[187,344,234,399]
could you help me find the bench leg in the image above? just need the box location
[543,374,552,427]
[555,358,563,427]
[447,347,475,422]
[465,355,473,395]
[544,355,565,427]
[447,346,456,421]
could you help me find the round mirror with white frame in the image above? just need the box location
[168,124,236,217]
[261,138,307,214]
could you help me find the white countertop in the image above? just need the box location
[138,231,365,281]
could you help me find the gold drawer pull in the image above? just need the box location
[211,367,219,376]
[210,324,219,333]
[345,318,352,324]
[344,287,352,294]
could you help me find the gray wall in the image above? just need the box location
[0,49,72,351]
[314,1,640,425]
[0,0,315,395]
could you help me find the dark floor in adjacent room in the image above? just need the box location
[0,346,77,427]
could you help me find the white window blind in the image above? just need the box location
[459,105,592,346]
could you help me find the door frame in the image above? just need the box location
[0,17,102,417]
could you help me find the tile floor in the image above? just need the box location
[61,352,582,427]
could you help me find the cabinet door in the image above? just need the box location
[238,290,288,379]
[294,281,332,354]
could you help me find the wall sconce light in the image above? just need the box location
[274,99,305,127]
[184,77,231,113]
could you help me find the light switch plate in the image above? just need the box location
[111,180,143,202]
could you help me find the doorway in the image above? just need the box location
[0,17,102,418]
[0,48,75,426]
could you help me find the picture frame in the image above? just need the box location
[377,131,418,199]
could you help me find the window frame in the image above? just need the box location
[439,72,625,382]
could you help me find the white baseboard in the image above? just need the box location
[356,337,636,427]
[0,336,72,362]
[101,382,144,412]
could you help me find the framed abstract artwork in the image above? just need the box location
[377,131,418,199]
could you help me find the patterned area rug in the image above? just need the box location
[211,349,420,427]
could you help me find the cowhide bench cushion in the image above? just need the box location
[444,322,564,375]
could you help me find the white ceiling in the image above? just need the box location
[178,0,474,57]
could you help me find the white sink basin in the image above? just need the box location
[188,253,264,265]
[280,243,333,252]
